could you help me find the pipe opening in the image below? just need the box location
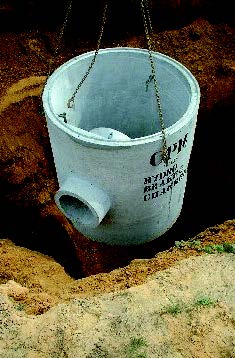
[59,195,97,227]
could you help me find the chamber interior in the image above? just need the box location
[49,51,192,138]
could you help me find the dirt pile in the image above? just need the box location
[0,220,234,316]
[0,246,235,357]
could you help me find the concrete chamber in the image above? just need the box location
[42,48,200,245]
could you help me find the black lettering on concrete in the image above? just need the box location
[152,191,159,199]
[166,164,178,176]
[143,163,187,201]
[144,177,152,185]
[159,179,165,187]
[166,184,173,191]
[151,183,158,191]
[150,152,159,167]
[166,176,173,184]
[160,187,166,196]
[144,194,151,201]
[144,185,151,193]
[172,171,179,179]
[150,133,189,166]
[172,142,178,153]
[177,133,188,154]
[174,178,179,186]
[152,174,159,182]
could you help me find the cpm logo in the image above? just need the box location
[150,133,188,166]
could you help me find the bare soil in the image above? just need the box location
[0,222,234,357]
[0,18,234,278]
[0,15,235,356]
[0,220,234,316]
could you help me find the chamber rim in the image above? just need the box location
[42,47,200,148]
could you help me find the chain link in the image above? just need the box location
[43,0,168,166]
[140,0,168,165]
[40,0,73,116]
[47,0,74,78]
[144,0,154,38]
[67,3,108,109]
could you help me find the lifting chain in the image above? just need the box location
[140,0,168,165]
[40,0,73,114]
[42,0,108,109]
[67,2,108,109]
[44,0,168,165]
[47,0,74,78]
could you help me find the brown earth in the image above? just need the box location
[0,17,234,278]
[0,220,234,316]
[0,14,235,356]
[0,222,235,357]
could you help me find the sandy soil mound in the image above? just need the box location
[0,252,235,357]
[0,220,234,315]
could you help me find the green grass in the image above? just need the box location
[126,337,148,358]
[174,239,201,249]
[15,303,25,311]
[164,303,182,316]
[223,243,235,253]
[158,295,216,318]
[174,240,235,254]
[194,297,216,308]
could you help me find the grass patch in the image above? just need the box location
[175,240,201,249]
[118,291,130,298]
[158,296,216,318]
[194,296,216,308]
[223,243,235,253]
[15,303,25,311]
[88,343,110,358]
[200,243,235,254]
[160,302,182,317]
[174,240,235,254]
[164,303,182,316]
[126,337,148,358]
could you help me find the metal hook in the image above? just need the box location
[58,112,67,123]
[146,74,154,92]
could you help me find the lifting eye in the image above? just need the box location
[58,113,67,123]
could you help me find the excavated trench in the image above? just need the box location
[1,96,234,279]
[0,5,234,279]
